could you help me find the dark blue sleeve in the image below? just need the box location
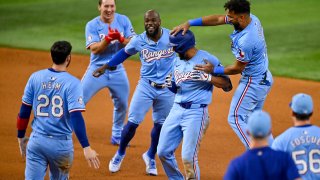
[17,103,32,138]
[224,160,238,180]
[167,81,177,94]
[107,48,131,67]
[286,153,301,180]
[70,111,90,148]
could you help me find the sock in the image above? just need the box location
[118,121,139,156]
[147,123,163,159]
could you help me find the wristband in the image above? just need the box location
[188,17,203,26]
[213,66,225,75]
[17,114,30,130]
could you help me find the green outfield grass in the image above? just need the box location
[0,0,319,81]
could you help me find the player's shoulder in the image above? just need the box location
[161,27,171,34]
[86,16,100,27]
[115,13,131,23]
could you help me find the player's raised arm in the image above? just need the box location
[171,14,226,36]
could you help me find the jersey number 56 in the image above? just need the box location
[292,149,320,174]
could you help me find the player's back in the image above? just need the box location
[272,125,320,179]
[225,147,299,180]
[22,68,85,137]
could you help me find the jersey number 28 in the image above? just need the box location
[36,94,63,117]
[292,149,320,174]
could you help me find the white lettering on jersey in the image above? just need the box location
[42,82,62,90]
[141,48,174,62]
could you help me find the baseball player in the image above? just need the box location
[16,41,99,179]
[224,110,301,180]
[272,93,320,180]
[82,0,136,145]
[93,10,175,176]
[171,0,274,149]
[157,30,232,180]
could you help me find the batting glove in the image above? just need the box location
[17,136,29,157]
[165,73,172,88]
[190,70,212,82]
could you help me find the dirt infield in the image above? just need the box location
[0,47,319,179]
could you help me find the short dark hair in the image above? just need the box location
[99,0,116,6]
[293,112,313,121]
[224,0,250,14]
[50,41,72,65]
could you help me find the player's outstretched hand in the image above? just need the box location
[93,64,108,77]
[194,59,214,74]
[17,136,29,158]
[171,21,190,36]
[165,73,172,88]
[83,146,100,169]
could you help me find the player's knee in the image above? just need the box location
[157,147,169,160]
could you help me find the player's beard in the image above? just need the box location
[146,27,159,38]
[178,53,187,60]
[233,22,242,31]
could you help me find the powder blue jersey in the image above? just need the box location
[172,50,221,105]
[124,28,175,84]
[272,125,320,179]
[85,13,136,68]
[22,69,85,137]
[227,14,268,77]
[224,147,300,180]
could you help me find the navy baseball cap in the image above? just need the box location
[247,110,271,137]
[290,93,313,114]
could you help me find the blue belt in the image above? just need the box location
[32,131,72,140]
[178,102,207,109]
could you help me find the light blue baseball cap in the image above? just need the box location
[290,93,313,114]
[247,110,271,137]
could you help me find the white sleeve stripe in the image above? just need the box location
[22,101,32,106]
[236,59,248,64]
[69,108,86,113]
[86,41,99,49]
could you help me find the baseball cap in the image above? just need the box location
[247,110,271,138]
[290,93,313,114]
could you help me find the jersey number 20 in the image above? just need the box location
[36,94,63,117]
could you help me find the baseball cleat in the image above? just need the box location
[142,152,158,176]
[109,152,125,173]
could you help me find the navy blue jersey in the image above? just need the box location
[224,147,300,180]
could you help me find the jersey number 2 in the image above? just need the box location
[292,149,320,174]
[36,94,63,117]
